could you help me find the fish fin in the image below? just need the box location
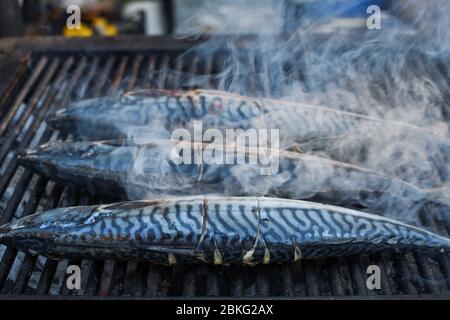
[294,245,303,261]
[263,241,270,265]
[167,253,177,265]
[292,238,303,262]
[213,240,222,265]
[243,248,256,266]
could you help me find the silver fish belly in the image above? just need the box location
[0,196,449,264]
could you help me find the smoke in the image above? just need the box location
[119,0,450,223]
[175,0,284,35]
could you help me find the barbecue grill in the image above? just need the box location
[0,36,449,299]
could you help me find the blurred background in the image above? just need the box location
[0,0,407,38]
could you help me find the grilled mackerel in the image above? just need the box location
[47,89,444,142]
[0,196,449,264]
[17,139,449,210]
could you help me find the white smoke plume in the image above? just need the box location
[122,0,450,223]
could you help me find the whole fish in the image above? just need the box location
[47,89,445,143]
[0,196,449,264]
[17,139,449,210]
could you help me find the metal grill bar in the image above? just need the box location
[0,57,48,137]
[0,56,77,294]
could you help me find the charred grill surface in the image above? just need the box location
[0,40,449,298]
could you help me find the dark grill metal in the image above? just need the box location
[0,37,449,298]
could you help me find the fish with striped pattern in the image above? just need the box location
[46,89,446,144]
[17,139,450,210]
[0,196,449,264]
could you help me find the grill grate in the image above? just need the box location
[0,42,450,298]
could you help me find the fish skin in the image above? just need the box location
[0,196,449,264]
[46,95,173,141]
[47,89,264,140]
[47,89,443,142]
[17,139,443,210]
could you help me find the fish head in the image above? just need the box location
[0,206,96,255]
[17,140,127,179]
[47,95,164,140]
[47,97,115,131]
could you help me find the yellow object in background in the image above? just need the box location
[63,22,94,37]
[63,17,118,37]
[92,17,118,36]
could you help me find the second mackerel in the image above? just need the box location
[17,139,450,211]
